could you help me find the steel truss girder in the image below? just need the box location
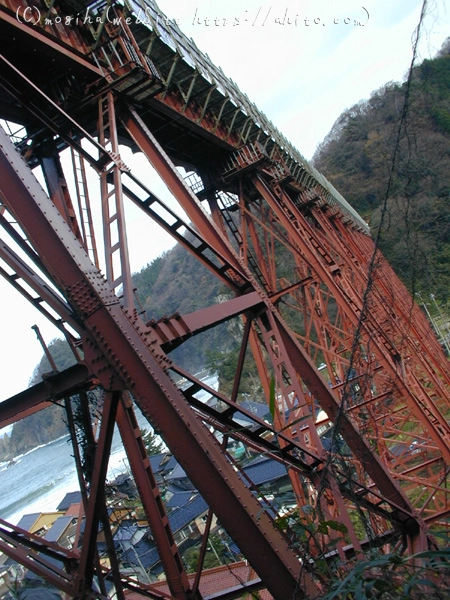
[117,109,428,537]
[0,81,436,567]
[243,172,450,524]
[0,198,409,577]
[0,124,316,600]
[252,174,450,459]
[0,5,447,589]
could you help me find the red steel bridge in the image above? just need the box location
[0,1,449,598]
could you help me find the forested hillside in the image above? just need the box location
[313,39,450,303]
[0,339,76,461]
[132,243,235,374]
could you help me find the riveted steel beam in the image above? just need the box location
[0,110,317,600]
[116,394,195,599]
[0,364,93,429]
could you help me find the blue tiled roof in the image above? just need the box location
[16,513,40,531]
[161,454,178,473]
[148,452,165,472]
[168,494,208,533]
[243,458,288,485]
[24,555,64,581]
[239,400,272,422]
[148,452,178,475]
[165,491,193,509]
[165,463,187,480]
[114,523,141,544]
[121,538,160,570]
[56,491,82,511]
[109,473,130,486]
[164,464,196,491]
[228,541,241,556]
[44,516,73,542]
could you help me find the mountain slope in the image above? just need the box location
[313,41,450,302]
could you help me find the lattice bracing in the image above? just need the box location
[0,1,449,598]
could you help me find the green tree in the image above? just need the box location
[183,534,230,573]
[141,427,164,456]
[313,49,450,305]
[0,338,76,460]
[29,337,76,385]
[322,549,450,599]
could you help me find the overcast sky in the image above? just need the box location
[155,0,449,158]
[0,0,448,404]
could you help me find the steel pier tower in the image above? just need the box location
[0,1,449,598]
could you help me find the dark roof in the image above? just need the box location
[239,401,271,422]
[121,538,160,570]
[24,554,65,581]
[148,453,164,472]
[165,463,187,481]
[243,458,288,485]
[3,587,61,599]
[44,516,74,542]
[148,452,179,475]
[168,494,208,533]
[109,473,130,486]
[114,523,140,544]
[165,491,193,509]
[160,454,178,474]
[56,491,82,511]
[16,513,40,531]
[19,553,66,597]
[165,464,196,491]
[228,541,241,556]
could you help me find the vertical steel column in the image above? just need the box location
[116,394,195,600]
[255,311,364,557]
[76,391,120,597]
[271,311,424,538]
[70,147,100,269]
[39,145,83,243]
[98,92,134,309]
[0,124,317,600]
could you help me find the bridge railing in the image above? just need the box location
[124,0,370,234]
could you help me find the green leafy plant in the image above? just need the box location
[321,549,450,599]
